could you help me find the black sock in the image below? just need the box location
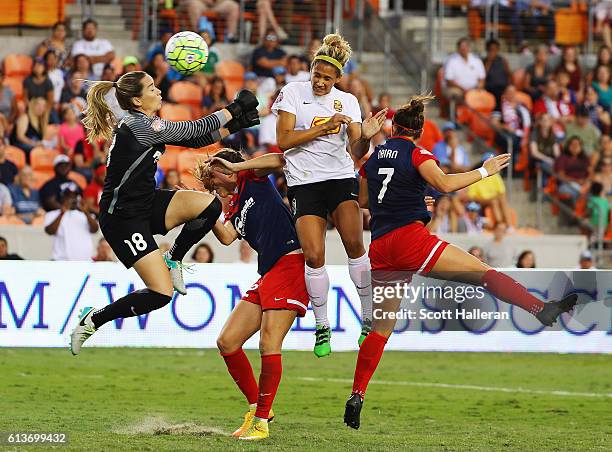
[90,289,172,329]
[169,197,221,262]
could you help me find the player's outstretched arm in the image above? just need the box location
[212,220,239,245]
[349,109,388,160]
[276,110,351,151]
[211,153,286,177]
[418,153,510,193]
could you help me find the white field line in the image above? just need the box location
[296,377,612,399]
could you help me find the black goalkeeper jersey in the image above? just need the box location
[99,110,227,219]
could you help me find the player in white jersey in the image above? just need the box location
[272,34,387,357]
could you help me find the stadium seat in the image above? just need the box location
[465,90,496,146]
[0,216,25,225]
[68,171,87,190]
[4,146,26,169]
[465,89,496,112]
[169,82,203,107]
[195,142,222,155]
[4,55,33,78]
[555,9,587,45]
[32,170,54,189]
[215,60,245,101]
[22,0,65,27]
[0,1,21,26]
[418,120,443,152]
[30,147,59,171]
[515,91,533,112]
[157,146,182,172]
[159,104,192,122]
[177,151,205,175]
[2,76,25,101]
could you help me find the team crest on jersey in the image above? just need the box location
[333,100,342,112]
[311,116,340,134]
[151,119,166,132]
[275,91,283,103]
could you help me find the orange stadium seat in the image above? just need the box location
[418,120,443,152]
[555,9,587,45]
[159,104,192,122]
[3,77,25,101]
[4,146,26,169]
[4,55,33,78]
[169,81,203,118]
[215,60,245,101]
[465,89,496,146]
[0,1,21,26]
[68,171,87,190]
[465,89,496,112]
[32,170,53,189]
[30,147,59,171]
[22,0,65,27]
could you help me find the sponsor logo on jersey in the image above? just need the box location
[153,150,162,163]
[311,116,340,135]
[333,99,343,112]
[234,197,255,236]
[151,119,166,132]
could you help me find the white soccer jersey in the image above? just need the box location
[272,81,362,186]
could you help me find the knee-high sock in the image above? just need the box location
[348,253,372,323]
[221,348,258,405]
[91,289,172,328]
[481,269,544,315]
[305,264,330,328]
[169,197,221,262]
[352,331,387,398]
[255,354,282,419]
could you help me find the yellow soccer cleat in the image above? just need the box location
[232,407,274,437]
[239,418,269,441]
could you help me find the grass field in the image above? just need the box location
[1,348,610,451]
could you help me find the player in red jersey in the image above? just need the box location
[194,150,308,441]
[344,95,578,429]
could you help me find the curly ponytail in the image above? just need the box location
[392,94,436,139]
[312,33,352,76]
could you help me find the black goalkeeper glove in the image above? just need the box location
[225,89,259,119]
[226,109,260,134]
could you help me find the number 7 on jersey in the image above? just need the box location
[377,168,394,203]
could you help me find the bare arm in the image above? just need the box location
[276,110,351,151]
[89,50,115,65]
[44,211,65,235]
[417,154,511,193]
[349,108,388,160]
[212,219,239,245]
[213,152,286,177]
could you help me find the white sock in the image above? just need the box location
[348,253,372,324]
[305,264,330,328]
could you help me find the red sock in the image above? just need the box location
[481,269,544,315]
[255,354,282,419]
[352,331,387,398]
[221,348,258,405]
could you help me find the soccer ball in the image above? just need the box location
[165,31,209,75]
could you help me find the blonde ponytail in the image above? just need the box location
[82,80,116,143]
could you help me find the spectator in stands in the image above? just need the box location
[564,105,601,158]
[578,250,596,269]
[144,53,171,101]
[198,20,219,77]
[496,84,531,158]
[40,154,81,211]
[101,63,117,82]
[529,113,561,171]
[183,0,239,42]
[72,54,95,81]
[483,38,511,107]
[0,181,14,216]
[468,245,485,263]
[555,45,583,96]
[71,19,115,79]
[0,237,23,260]
[584,86,611,134]
[44,186,98,261]
[554,136,590,201]
[592,64,612,112]
[122,56,139,75]
[524,44,553,101]
[443,37,485,101]
[595,1,612,48]
[429,195,458,234]
[467,153,513,228]
[83,165,105,216]
[23,58,54,113]
[272,66,287,90]
[251,31,287,78]
[36,21,70,68]
[10,97,48,159]
[160,169,180,190]
[587,181,610,235]
[0,69,17,133]
[191,243,214,263]
[60,72,88,113]
[556,69,578,113]
[92,238,116,262]
[516,250,536,268]
[10,166,44,225]
[593,155,612,197]
[0,142,18,186]
[533,79,573,130]
[58,105,85,156]
[285,54,310,83]
[484,222,514,268]
[201,76,229,116]
[524,0,555,45]
[433,122,471,173]
[256,0,289,43]
[44,50,65,107]
[459,201,485,235]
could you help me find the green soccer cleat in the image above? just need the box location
[358,319,372,347]
[313,325,331,357]
[70,306,97,356]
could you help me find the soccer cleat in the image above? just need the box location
[239,418,269,441]
[232,407,275,437]
[344,393,363,430]
[358,319,372,347]
[536,293,578,327]
[163,251,194,295]
[313,325,332,357]
[70,306,97,356]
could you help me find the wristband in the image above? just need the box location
[477,167,489,179]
